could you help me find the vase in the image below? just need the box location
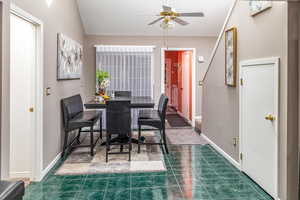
[99,88,106,96]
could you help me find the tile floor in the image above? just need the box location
[24,144,273,200]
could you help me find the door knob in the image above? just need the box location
[29,107,34,112]
[265,114,275,121]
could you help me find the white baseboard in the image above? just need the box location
[201,133,241,170]
[10,171,31,179]
[176,111,193,126]
[194,115,202,121]
[39,152,61,181]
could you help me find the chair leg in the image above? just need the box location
[100,118,103,139]
[62,131,69,158]
[106,132,110,163]
[129,132,132,161]
[162,127,169,154]
[138,124,141,153]
[77,128,82,144]
[90,125,94,156]
[129,149,131,162]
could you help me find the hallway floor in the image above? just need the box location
[24,145,273,200]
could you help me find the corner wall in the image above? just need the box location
[202,1,298,199]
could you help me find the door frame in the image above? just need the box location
[239,57,279,198]
[161,48,196,126]
[10,4,44,181]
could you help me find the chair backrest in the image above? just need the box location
[61,94,83,128]
[106,100,131,136]
[158,94,169,121]
[114,91,132,98]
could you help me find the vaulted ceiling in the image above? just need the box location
[76,0,233,36]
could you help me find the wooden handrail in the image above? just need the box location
[199,0,238,86]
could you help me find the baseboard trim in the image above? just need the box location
[39,152,61,181]
[201,133,241,170]
[176,111,193,127]
[10,171,31,179]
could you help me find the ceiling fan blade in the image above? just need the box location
[177,12,204,17]
[173,17,189,26]
[163,5,172,12]
[148,17,164,25]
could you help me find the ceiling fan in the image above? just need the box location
[148,5,204,29]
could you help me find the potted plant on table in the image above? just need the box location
[96,69,110,100]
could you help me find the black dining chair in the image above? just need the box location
[106,100,132,162]
[137,94,169,154]
[61,94,103,158]
[114,91,132,98]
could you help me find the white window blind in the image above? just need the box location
[95,45,154,128]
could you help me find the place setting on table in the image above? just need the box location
[57,69,169,175]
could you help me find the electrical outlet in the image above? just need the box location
[233,138,238,147]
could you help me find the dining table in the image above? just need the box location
[84,96,155,145]
[84,96,155,109]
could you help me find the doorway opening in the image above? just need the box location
[10,4,44,181]
[161,48,196,128]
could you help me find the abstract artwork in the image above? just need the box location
[57,33,83,80]
[225,27,237,87]
[249,1,272,16]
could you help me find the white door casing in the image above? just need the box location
[165,58,172,102]
[181,51,191,121]
[239,57,279,199]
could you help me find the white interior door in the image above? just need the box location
[10,13,37,179]
[181,51,191,120]
[240,58,279,198]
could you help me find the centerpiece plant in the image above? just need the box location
[96,69,110,96]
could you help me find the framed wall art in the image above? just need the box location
[249,1,272,16]
[225,27,237,87]
[57,33,83,80]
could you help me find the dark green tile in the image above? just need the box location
[107,177,130,189]
[104,189,130,200]
[181,186,211,200]
[131,186,184,200]
[205,184,238,200]
[39,192,76,200]
[41,176,65,185]
[23,143,273,200]
[131,176,154,188]
[82,178,108,191]
[86,173,111,179]
[76,191,105,200]
[152,175,178,187]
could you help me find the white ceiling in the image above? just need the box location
[76,0,233,36]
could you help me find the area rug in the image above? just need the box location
[55,131,167,175]
[166,114,191,127]
[166,128,208,145]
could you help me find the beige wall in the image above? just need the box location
[202,1,299,199]
[9,0,85,170]
[83,35,217,116]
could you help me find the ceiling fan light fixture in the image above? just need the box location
[46,0,53,7]
[160,20,174,30]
